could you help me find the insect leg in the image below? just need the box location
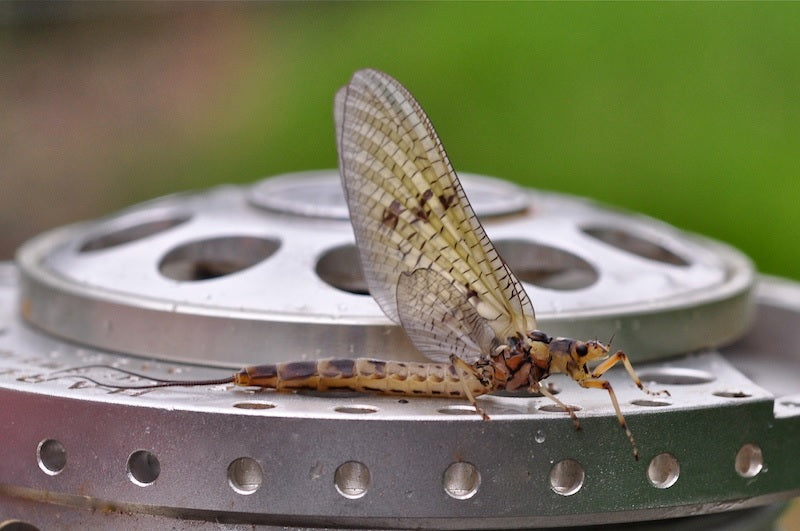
[449,355,491,420]
[531,381,582,431]
[592,351,670,397]
[578,377,639,461]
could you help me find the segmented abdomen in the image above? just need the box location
[233,358,486,398]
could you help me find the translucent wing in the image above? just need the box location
[335,69,536,360]
[396,268,497,364]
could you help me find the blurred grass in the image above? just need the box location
[2,2,798,280]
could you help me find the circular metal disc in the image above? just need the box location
[16,171,754,367]
[248,169,531,220]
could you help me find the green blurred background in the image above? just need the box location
[1,2,798,280]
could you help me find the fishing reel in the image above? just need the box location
[1,170,797,529]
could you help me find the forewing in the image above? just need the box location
[396,268,497,364]
[335,69,536,357]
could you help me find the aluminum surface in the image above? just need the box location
[0,264,798,528]
[16,171,754,368]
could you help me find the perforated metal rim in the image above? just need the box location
[1,264,798,529]
[16,172,755,368]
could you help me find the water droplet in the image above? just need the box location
[535,430,546,443]
[309,461,324,480]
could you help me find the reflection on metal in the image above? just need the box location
[1,173,797,529]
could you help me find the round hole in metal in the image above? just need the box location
[443,462,481,500]
[315,244,369,295]
[735,443,763,478]
[581,226,689,266]
[493,382,561,398]
[334,405,378,415]
[126,450,160,487]
[631,399,672,407]
[80,215,191,253]
[334,461,370,499]
[232,401,276,410]
[159,236,279,281]
[648,452,680,489]
[638,368,715,385]
[494,239,598,290]
[438,405,481,416]
[227,457,263,495]
[714,390,753,399]
[550,459,585,496]
[0,520,41,531]
[37,438,66,476]
[539,404,582,414]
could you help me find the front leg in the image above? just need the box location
[578,377,639,461]
[592,351,670,397]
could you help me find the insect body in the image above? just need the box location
[57,69,666,460]
[333,69,666,459]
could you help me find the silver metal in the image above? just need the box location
[0,259,798,529]
[16,171,754,368]
[249,169,531,220]
[2,171,789,529]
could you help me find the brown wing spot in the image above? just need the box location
[382,200,404,229]
[439,192,456,210]
[279,361,318,381]
[412,206,430,223]
[465,284,478,300]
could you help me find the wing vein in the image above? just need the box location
[336,69,537,360]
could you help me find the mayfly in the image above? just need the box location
[56,69,666,460]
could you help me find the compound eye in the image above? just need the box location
[575,342,588,357]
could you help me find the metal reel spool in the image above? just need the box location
[1,171,798,530]
[17,170,753,367]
